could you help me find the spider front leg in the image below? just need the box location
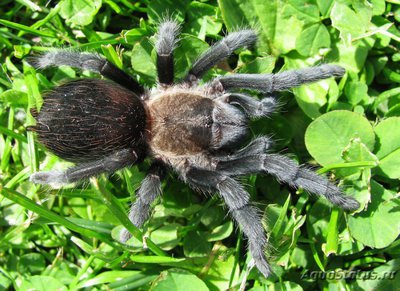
[210,64,345,94]
[185,168,271,277]
[120,161,166,242]
[155,20,180,85]
[215,145,360,211]
[30,50,144,93]
[185,30,257,82]
[30,149,138,186]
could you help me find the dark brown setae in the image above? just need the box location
[33,79,146,163]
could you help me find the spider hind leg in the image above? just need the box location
[185,168,271,277]
[215,147,360,211]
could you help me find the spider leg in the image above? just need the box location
[185,168,271,277]
[30,149,137,185]
[30,50,144,94]
[120,161,166,242]
[216,93,277,118]
[210,65,345,94]
[229,136,272,158]
[215,151,360,211]
[185,30,257,82]
[214,136,272,161]
[156,20,180,85]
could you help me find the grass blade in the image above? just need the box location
[0,187,115,245]
[0,19,56,38]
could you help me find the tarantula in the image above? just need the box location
[28,21,359,277]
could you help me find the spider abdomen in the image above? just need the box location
[33,79,146,163]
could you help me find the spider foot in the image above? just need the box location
[250,242,271,277]
[30,170,68,185]
[324,186,360,211]
[260,97,277,116]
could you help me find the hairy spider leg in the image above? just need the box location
[214,140,360,211]
[205,64,358,210]
[213,136,272,161]
[210,64,345,94]
[31,50,144,94]
[185,168,271,277]
[30,149,138,185]
[120,161,166,242]
[185,30,257,82]
[155,20,180,85]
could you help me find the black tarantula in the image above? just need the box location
[28,21,360,277]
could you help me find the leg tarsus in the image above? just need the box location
[30,170,68,186]
[232,206,271,277]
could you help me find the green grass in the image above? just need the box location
[1,0,400,290]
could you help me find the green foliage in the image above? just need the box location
[151,268,209,291]
[0,0,399,290]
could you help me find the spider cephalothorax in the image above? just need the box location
[29,21,359,277]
